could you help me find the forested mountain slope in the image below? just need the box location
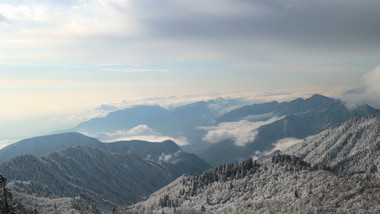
[4,179,102,214]
[0,145,209,211]
[120,154,380,214]
[285,112,380,176]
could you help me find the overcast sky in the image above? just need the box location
[1,0,380,141]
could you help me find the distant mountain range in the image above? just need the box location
[73,99,245,154]
[0,132,210,211]
[69,94,377,166]
[121,154,380,214]
[285,111,380,175]
[201,94,378,166]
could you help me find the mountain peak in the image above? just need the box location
[307,94,332,101]
[0,132,102,163]
[161,140,181,149]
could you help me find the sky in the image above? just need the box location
[1,0,380,144]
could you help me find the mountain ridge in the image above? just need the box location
[0,132,198,164]
[201,94,378,166]
[0,132,103,163]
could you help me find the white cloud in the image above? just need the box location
[2,0,379,66]
[251,137,302,160]
[159,153,172,162]
[0,139,14,149]
[243,112,277,122]
[200,116,283,147]
[341,65,380,109]
[0,88,328,141]
[108,135,189,146]
[272,137,302,151]
[363,65,380,95]
[208,104,243,116]
[100,68,169,73]
[87,125,158,140]
[85,125,189,146]
[97,89,328,115]
[125,125,158,136]
[158,150,181,162]
[0,0,144,63]
[0,4,51,22]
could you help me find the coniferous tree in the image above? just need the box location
[0,174,10,213]
[0,173,35,213]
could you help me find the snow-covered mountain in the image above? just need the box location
[0,133,210,211]
[285,111,380,176]
[201,94,378,166]
[120,154,380,214]
[1,177,102,214]
[0,145,209,211]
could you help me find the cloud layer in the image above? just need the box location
[272,137,302,151]
[1,0,380,65]
[86,125,189,146]
[341,65,380,109]
[200,117,283,147]
[252,137,302,159]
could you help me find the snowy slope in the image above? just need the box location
[7,181,102,214]
[285,111,380,175]
[118,154,380,214]
[0,145,209,211]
